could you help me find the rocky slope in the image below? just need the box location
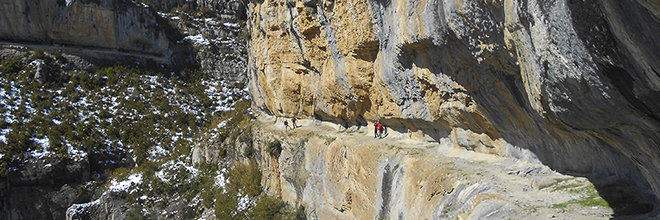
[247,0,660,214]
[0,0,255,219]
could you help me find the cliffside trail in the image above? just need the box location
[251,115,655,219]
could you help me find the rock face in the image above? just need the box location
[0,0,192,67]
[149,0,246,21]
[168,15,249,81]
[248,118,622,219]
[66,191,129,220]
[0,158,95,220]
[247,0,660,209]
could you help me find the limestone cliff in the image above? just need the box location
[247,117,625,219]
[0,0,192,66]
[247,0,660,211]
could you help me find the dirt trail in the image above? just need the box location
[260,116,614,219]
[0,41,170,63]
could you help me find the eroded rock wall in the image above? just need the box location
[247,0,660,203]
[0,0,185,65]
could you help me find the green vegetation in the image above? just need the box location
[551,182,583,192]
[267,139,282,156]
[1,50,302,219]
[236,20,250,44]
[251,196,285,219]
[0,52,240,175]
[0,56,21,74]
[244,145,254,158]
[32,50,45,60]
[215,160,307,220]
[551,180,610,210]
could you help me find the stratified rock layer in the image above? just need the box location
[247,0,660,206]
[0,0,190,66]
[248,117,621,219]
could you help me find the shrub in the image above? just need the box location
[219,148,227,158]
[290,205,307,220]
[250,196,285,219]
[239,132,253,145]
[32,50,45,60]
[237,27,250,44]
[243,145,254,158]
[267,139,282,156]
[0,56,22,74]
[214,190,238,219]
[229,159,262,197]
[0,159,9,177]
[198,6,214,18]
[109,167,132,181]
[53,51,63,61]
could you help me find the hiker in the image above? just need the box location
[284,120,289,132]
[374,121,380,138]
[292,118,297,129]
[378,122,384,139]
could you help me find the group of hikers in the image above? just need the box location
[374,121,387,138]
[283,118,297,132]
[283,117,387,138]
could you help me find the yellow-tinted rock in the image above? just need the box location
[247,0,660,206]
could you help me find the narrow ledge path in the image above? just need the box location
[255,114,615,219]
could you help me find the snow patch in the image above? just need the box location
[214,168,228,190]
[237,193,255,213]
[68,143,88,161]
[183,34,209,45]
[149,145,171,159]
[109,173,143,192]
[30,137,52,159]
[223,22,240,28]
[67,199,101,217]
[0,128,11,144]
[205,18,218,25]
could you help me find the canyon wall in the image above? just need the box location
[247,0,660,205]
[0,0,191,66]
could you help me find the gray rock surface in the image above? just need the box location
[33,59,49,84]
[249,116,621,219]
[0,0,195,68]
[168,14,249,81]
[0,158,95,220]
[246,0,660,212]
[66,192,128,220]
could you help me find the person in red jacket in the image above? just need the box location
[378,122,384,139]
[374,121,379,138]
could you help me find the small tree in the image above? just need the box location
[267,139,282,156]
[244,145,254,158]
[250,196,285,219]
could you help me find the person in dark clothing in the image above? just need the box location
[284,120,289,132]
